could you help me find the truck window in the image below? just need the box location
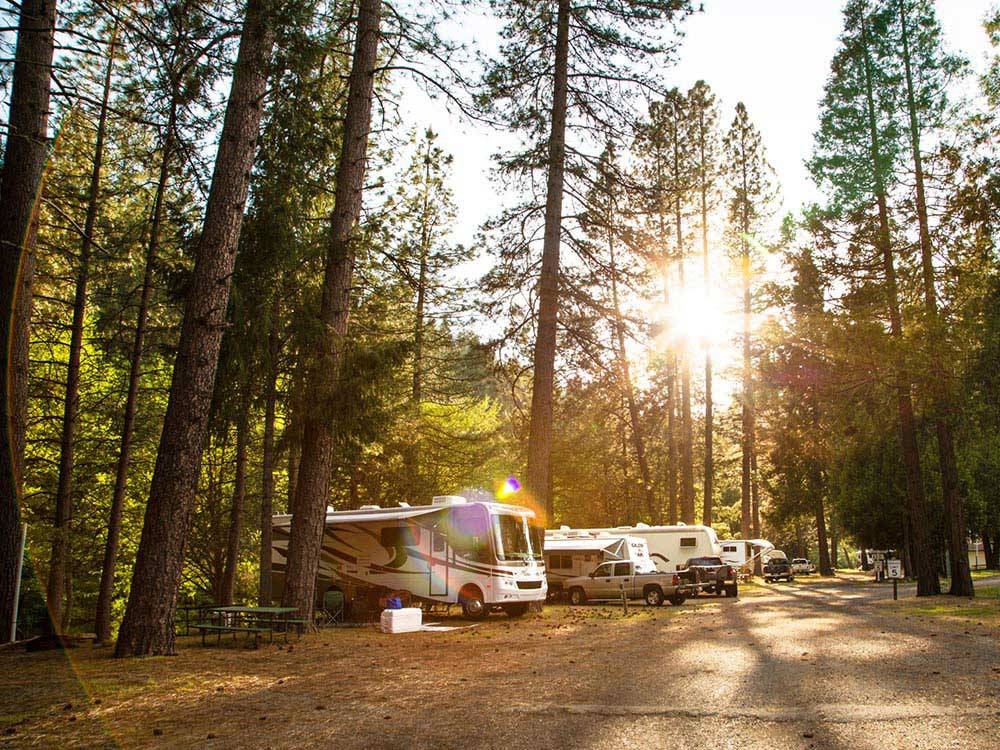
[613,562,630,576]
[680,537,696,548]
[594,563,614,577]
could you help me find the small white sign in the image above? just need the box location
[886,559,903,579]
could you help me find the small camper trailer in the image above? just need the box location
[719,538,774,572]
[543,533,654,598]
[547,524,722,574]
[271,496,547,619]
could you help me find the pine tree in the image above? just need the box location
[114,0,278,657]
[0,0,58,644]
[479,0,692,518]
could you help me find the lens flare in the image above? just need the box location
[496,475,521,499]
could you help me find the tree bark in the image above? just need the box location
[860,13,938,596]
[814,491,833,575]
[897,0,972,597]
[114,0,275,657]
[740,244,752,541]
[258,298,280,606]
[525,0,570,520]
[95,99,177,644]
[699,111,714,527]
[280,0,381,619]
[0,0,57,644]
[221,408,248,606]
[47,22,118,633]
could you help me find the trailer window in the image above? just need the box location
[723,545,737,553]
[680,537,697,548]
[549,554,571,570]
[380,526,419,547]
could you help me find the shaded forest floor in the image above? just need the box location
[3,576,1000,749]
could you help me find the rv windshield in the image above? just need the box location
[491,514,532,562]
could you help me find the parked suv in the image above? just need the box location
[678,556,739,597]
[790,558,816,575]
[763,557,795,582]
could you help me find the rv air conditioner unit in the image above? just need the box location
[432,495,467,506]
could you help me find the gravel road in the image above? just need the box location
[3,576,999,749]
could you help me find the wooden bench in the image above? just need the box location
[193,623,272,647]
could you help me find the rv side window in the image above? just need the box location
[381,526,419,547]
[723,545,737,553]
[447,506,489,562]
[680,537,697,548]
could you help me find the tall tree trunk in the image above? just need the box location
[281,0,381,619]
[0,0,57,644]
[221,408,248,606]
[258,299,280,606]
[607,220,655,521]
[740,245,752,541]
[860,14,938,596]
[897,0,972,597]
[699,117,713,527]
[48,22,117,633]
[525,0,570,520]
[114,0,275,657]
[672,101,695,525]
[814,476,833,575]
[95,101,176,644]
[830,522,839,570]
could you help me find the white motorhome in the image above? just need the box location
[271,496,547,619]
[543,533,654,597]
[719,538,775,571]
[547,524,722,574]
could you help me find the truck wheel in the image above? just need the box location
[725,582,738,598]
[644,587,664,607]
[502,602,530,618]
[459,588,489,620]
[667,594,687,606]
[568,587,587,606]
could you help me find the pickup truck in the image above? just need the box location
[790,558,816,575]
[563,560,693,607]
[678,555,739,597]
[763,557,795,582]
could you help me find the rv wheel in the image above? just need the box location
[568,587,587,606]
[643,587,664,607]
[459,588,489,620]
[502,603,530,618]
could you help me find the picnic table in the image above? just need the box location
[193,606,303,647]
[176,604,217,636]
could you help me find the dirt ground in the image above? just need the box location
[3,576,1000,750]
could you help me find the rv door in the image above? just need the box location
[429,529,448,596]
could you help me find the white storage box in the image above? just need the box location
[380,607,422,634]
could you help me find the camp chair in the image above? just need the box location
[315,589,345,627]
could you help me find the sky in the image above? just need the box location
[402,0,997,246]
[396,0,996,402]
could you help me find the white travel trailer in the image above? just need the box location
[719,538,775,571]
[271,496,547,619]
[543,533,655,597]
[547,524,722,574]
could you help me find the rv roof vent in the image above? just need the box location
[635,522,650,529]
[432,495,467,506]
[398,502,410,508]
[559,525,571,532]
[358,504,381,510]
[676,522,686,526]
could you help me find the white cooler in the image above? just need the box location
[380,607,422,634]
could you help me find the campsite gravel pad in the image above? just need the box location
[3,575,1000,749]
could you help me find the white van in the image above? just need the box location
[548,524,721,574]
[544,533,654,597]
